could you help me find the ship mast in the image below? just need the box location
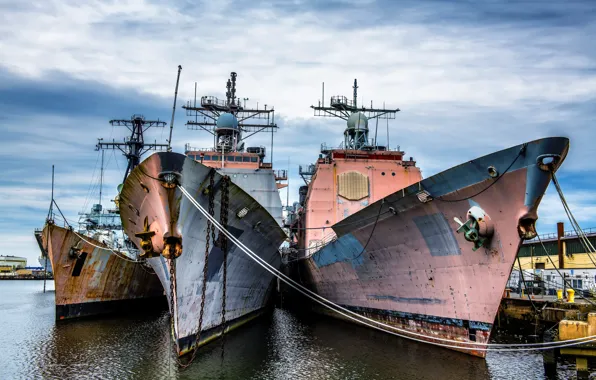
[96,115,169,183]
[182,72,278,159]
[98,149,104,225]
[310,79,400,151]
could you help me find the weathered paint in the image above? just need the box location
[295,137,570,358]
[413,213,461,256]
[41,224,164,320]
[311,234,364,269]
[119,152,286,355]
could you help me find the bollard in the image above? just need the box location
[557,289,563,300]
[567,289,575,303]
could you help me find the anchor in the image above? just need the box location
[454,206,494,251]
[134,216,159,258]
[68,240,83,258]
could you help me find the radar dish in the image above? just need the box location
[215,113,239,130]
[347,112,368,130]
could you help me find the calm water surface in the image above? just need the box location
[0,281,590,379]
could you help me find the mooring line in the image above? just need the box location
[178,185,596,352]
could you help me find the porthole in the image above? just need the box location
[381,172,386,176]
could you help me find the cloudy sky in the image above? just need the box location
[1,0,595,265]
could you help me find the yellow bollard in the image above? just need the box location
[566,289,575,303]
[557,289,563,300]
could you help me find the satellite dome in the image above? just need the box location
[347,112,368,130]
[215,113,239,130]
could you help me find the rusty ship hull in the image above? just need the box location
[119,152,286,356]
[291,137,569,358]
[41,223,164,320]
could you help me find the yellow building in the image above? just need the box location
[517,236,596,270]
[0,255,27,270]
[510,233,596,294]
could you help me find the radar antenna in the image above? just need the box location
[183,72,278,156]
[96,115,168,183]
[311,79,400,150]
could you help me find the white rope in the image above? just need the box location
[552,173,596,259]
[73,231,142,263]
[178,185,596,351]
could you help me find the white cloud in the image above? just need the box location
[2,1,595,118]
[538,185,596,232]
[1,0,596,261]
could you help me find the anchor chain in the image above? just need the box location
[219,176,230,357]
[170,170,216,368]
[168,258,178,359]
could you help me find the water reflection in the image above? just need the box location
[0,281,588,379]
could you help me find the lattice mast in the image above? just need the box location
[311,79,400,150]
[96,115,169,183]
[182,72,278,158]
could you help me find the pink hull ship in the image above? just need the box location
[285,80,570,358]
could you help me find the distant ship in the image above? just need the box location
[39,114,171,320]
[37,256,52,273]
[284,79,569,358]
[42,204,163,319]
[34,228,52,273]
[119,72,287,356]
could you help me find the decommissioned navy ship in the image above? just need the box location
[39,114,170,320]
[284,79,570,358]
[118,72,287,357]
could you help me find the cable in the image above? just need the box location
[72,231,142,263]
[551,172,596,266]
[81,150,102,214]
[434,144,525,203]
[53,196,141,264]
[537,235,596,307]
[516,256,540,313]
[178,184,596,350]
[180,184,596,350]
[516,269,596,302]
[351,199,384,260]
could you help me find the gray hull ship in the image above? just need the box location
[119,72,287,356]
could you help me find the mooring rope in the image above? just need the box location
[178,184,596,351]
[552,171,596,266]
[72,231,142,263]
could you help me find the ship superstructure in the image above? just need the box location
[183,71,286,223]
[294,80,421,255]
[39,114,169,320]
[285,79,570,357]
[119,72,287,357]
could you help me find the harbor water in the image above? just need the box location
[0,281,586,379]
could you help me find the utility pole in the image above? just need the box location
[44,165,54,294]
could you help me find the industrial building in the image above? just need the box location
[0,255,27,270]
